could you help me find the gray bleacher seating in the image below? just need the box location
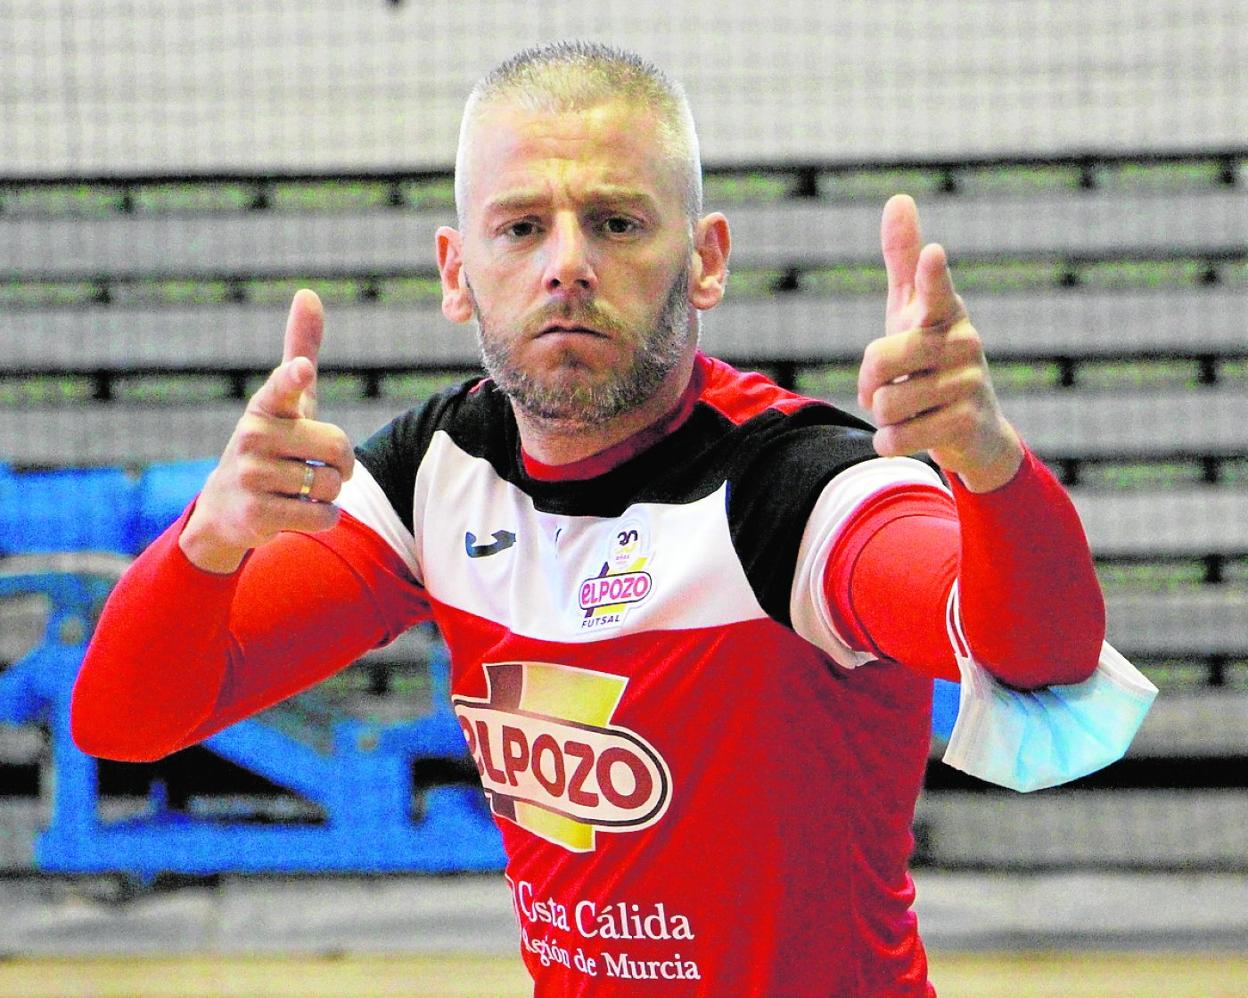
[1106,588,1248,660]
[915,789,1248,869]
[4,388,1245,468]
[3,187,1245,278]
[725,190,1248,266]
[2,287,1245,371]
[1073,488,1248,559]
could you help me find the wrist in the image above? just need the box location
[179,507,251,575]
[949,422,1025,494]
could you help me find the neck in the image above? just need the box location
[513,350,698,468]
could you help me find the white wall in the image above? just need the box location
[3,0,1246,174]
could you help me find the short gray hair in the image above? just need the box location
[454,41,703,223]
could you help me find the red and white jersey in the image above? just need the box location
[338,353,942,995]
[74,349,1108,993]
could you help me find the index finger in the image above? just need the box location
[913,243,966,328]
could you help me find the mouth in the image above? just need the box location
[537,322,606,338]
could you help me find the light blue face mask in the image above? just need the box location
[939,585,1158,794]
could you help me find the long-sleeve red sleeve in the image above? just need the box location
[74,443,1103,764]
[70,505,430,761]
[824,447,1105,688]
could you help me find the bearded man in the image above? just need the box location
[72,42,1153,996]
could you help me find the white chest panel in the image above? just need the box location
[412,432,768,642]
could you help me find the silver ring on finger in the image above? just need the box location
[298,461,316,500]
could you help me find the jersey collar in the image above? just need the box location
[520,354,709,482]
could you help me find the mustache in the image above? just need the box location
[520,299,628,339]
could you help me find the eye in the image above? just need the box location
[502,219,540,240]
[600,215,641,236]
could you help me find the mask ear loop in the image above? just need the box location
[940,581,991,781]
[944,581,990,706]
[945,581,970,663]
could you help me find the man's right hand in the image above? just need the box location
[178,290,356,574]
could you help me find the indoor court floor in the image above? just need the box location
[0,953,1246,997]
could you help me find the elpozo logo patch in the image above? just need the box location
[453,661,673,853]
[578,519,653,632]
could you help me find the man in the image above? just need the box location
[72,42,1148,996]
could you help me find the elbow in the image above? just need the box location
[69,680,181,763]
[982,596,1105,690]
[987,642,1100,691]
[968,577,1106,690]
[70,712,176,764]
[71,728,179,764]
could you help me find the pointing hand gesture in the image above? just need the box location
[179,290,355,573]
[857,195,1023,492]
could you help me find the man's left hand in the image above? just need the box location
[857,194,1024,493]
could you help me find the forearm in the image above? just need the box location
[72,505,244,761]
[72,506,426,761]
[948,447,1104,686]
[824,448,1104,687]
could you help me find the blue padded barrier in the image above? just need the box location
[0,551,506,876]
[31,641,506,876]
[133,458,216,550]
[0,467,138,556]
[0,461,507,877]
[931,678,960,739]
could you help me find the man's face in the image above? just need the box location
[445,99,699,429]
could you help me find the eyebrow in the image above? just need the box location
[482,186,661,218]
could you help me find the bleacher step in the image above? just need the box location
[915,789,1248,869]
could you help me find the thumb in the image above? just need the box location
[281,289,323,418]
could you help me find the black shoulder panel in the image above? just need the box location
[724,405,880,628]
[354,377,502,534]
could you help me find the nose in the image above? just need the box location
[542,213,598,296]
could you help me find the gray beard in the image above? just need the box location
[474,265,694,430]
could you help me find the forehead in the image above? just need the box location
[462,99,683,213]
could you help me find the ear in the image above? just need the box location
[689,213,730,311]
[436,226,474,323]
